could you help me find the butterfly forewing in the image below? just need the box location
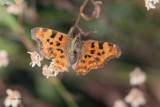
[31,27,71,71]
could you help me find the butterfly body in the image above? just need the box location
[31,27,121,75]
[69,36,82,65]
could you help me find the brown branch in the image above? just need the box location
[81,0,102,21]
[68,0,89,37]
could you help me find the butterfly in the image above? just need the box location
[31,27,122,75]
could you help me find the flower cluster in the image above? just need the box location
[145,0,159,10]
[113,67,147,107]
[4,89,22,107]
[28,51,43,67]
[125,88,146,107]
[130,67,146,86]
[28,52,59,78]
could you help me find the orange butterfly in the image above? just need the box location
[31,27,122,75]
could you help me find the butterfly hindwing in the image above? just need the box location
[31,27,71,71]
[73,40,122,75]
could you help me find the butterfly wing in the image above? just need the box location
[73,40,122,75]
[31,27,71,71]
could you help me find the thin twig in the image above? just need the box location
[68,0,89,37]
[76,26,97,36]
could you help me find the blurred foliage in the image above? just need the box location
[0,0,160,107]
[0,0,15,5]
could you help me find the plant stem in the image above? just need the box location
[49,77,79,107]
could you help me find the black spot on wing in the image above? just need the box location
[50,42,53,45]
[88,55,92,58]
[57,49,61,51]
[91,50,95,54]
[97,52,101,56]
[50,31,57,38]
[91,42,95,48]
[102,51,105,55]
[47,39,50,42]
[59,35,63,41]
[84,55,92,58]
[57,49,63,53]
[98,42,104,49]
[56,42,60,46]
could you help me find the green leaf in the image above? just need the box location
[0,0,15,5]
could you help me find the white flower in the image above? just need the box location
[113,100,127,107]
[130,67,146,86]
[28,51,43,67]
[0,50,9,68]
[53,71,58,77]
[48,59,60,77]
[42,65,53,79]
[4,89,21,107]
[145,0,159,10]
[125,88,146,107]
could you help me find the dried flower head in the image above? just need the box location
[145,0,159,10]
[113,100,127,107]
[4,89,21,107]
[125,88,146,107]
[28,51,43,67]
[0,50,9,68]
[42,65,53,79]
[130,67,146,86]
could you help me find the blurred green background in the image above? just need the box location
[0,0,160,107]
